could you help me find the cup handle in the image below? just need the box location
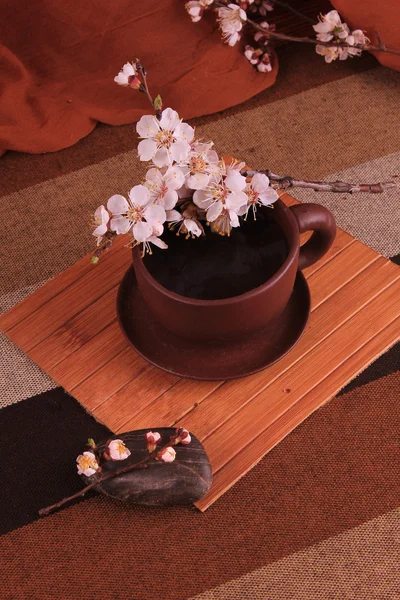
[289,203,336,270]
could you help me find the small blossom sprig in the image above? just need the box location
[39,428,193,517]
[90,60,395,262]
[185,0,400,72]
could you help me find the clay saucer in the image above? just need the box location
[117,266,311,381]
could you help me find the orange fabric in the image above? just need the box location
[332,0,400,70]
[0,0,277,156]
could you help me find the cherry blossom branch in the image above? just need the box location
[39,430,186,516]
[246,17,400,55]
[214,1,400,56]
[242,170,397,193]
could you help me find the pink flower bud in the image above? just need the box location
[172,428,192,445]
[181,429,192,445]
[146,431,162,453]
[158,446,176,463]
[129,76,142,90]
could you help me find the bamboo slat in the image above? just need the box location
[1,193,399,511]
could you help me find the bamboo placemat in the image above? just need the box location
[1,193,399,511]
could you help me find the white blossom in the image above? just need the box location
[180,141,220,190]
[217,4,247,46]
[107,439,131,461]
[136,108,194,167]
[193,170,247,225]
[313,10,349,42]
[185,0,214,22]
[76,451,100,477]
[145,166,185,209]
[349,29,368,46]
[107,187,167,251]
[92,205,109,245]
[315,45,342,63]
[244,173,278,217]
[114,62,140,88]
[166,209,203,238]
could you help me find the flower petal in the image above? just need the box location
[151,222,164,237]
[132,221,153,242]
[184,219,202,237]
[174,122,195,143]
[251,173,270,193]
[165,166,185,190]
[114,72,128,86]
[138,138,158,161]
[144,204,166,224]
[193,189,211,209]
[129,185,150,207]
[229,210,240,228]
[148,236,168,250]
[159,107,180,132]
[122,63,136,77]
[94,205,109,225]
[152,148,170,167]
[325,10,341,24]
[107,194,129,215]
[110,216,131,234]
[145,167,163,185]
[187,172,211,190]
[206,201,223,222]
[161,189,178,210]
[225,170,246,191]
[136,115,159,138]
[166,209,182,222]
[313,21,332,33]
[93,223,108,237]
[170,139,191,163]
[258,188,279,205]
[226,190,248,210]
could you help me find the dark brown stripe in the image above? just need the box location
[0,46,377,196]
[0,388,111,535]
[1,371,398,598]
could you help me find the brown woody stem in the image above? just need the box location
[243,170,397,193]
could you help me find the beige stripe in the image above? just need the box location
[192,509,400,599]
[1,68,399,295]
[194,67,400,178]
[292,151,400,257]
[1,283,57,407]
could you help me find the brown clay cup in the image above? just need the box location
[132,200,336,343]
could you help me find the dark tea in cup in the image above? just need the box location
[143,208,288,300]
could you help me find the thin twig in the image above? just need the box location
[375,30,387,52]
[243,170,397,193]
[269,0,316,24]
